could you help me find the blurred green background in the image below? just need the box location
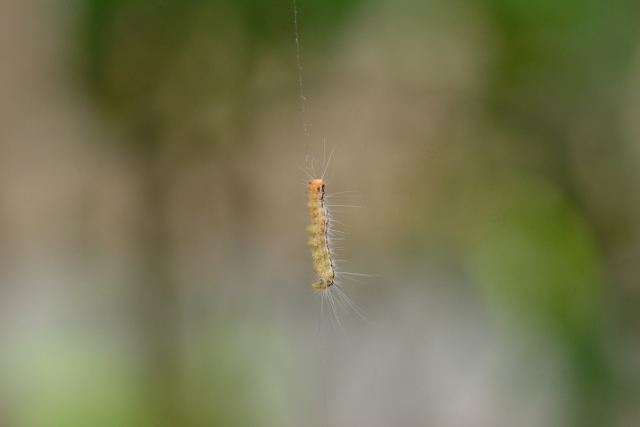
[1,0,640,426]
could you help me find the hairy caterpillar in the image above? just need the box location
[303,151,368,329]
[307,178,335,290]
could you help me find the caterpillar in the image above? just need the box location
[303,152,368,329]
[307,178,335,290]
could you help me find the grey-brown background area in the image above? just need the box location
[1,0,640,426]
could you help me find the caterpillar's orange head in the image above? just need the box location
[308,178,324,192]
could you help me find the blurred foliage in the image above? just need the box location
[475,0,640,221]
[469,174,601,341]
[0,323,296,427]
[465,1,640,426]
[394,1,640,426]
[1,334,151,427]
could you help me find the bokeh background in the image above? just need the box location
[2,0,640,426]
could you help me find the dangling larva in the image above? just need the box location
[306,178,335,290]
[303,157,368,329]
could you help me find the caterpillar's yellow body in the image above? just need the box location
[306,178,335,289]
